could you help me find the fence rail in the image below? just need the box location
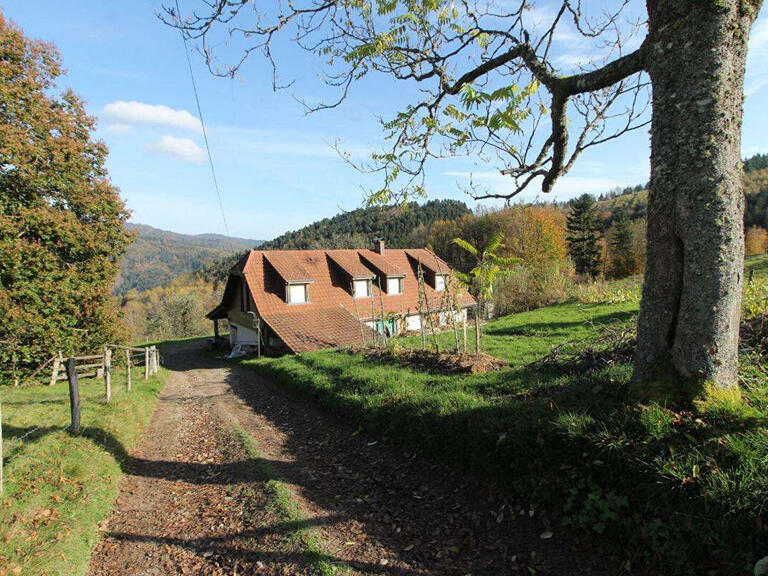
[1,343,161,497]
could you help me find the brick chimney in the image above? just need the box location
[373,238,385,255]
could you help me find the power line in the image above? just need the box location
[174,0,236,255]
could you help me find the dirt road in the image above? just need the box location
[87,341,614,575]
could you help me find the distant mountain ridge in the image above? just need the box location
[115,223,262,296]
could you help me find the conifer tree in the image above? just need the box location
[609,211,636,278]
[566,194,601,277]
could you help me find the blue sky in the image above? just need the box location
[3,1,767,241]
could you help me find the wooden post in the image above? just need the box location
[65,358,81,434]
[463,313,468,354]
[213,319,220,340]
[376,277,387,345]
[144,347,150,380]
[474,304,481,356]
[0,390,4,497]
[351,284,366,347]
[151,346,158,374]
[103,347,112,402]
[416,264,426,350]
[50,351,63,386]
[125,348,132,391]
[369,285,379,347]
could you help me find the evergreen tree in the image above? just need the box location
[0,15,131,383]
[609,211,636,278]
[566,194,601,277]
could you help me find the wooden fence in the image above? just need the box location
[0,344,160,497]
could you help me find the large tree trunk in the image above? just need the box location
[633,0,761,388]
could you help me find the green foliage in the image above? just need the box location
[744,153,768,173]
[242,297,768,574]
[566,194,602,277]
[121,276,222,343]
[607,211,635,278]
[452,232,520,306]
[259,199,470,250]
[115,223,260,296]
[0,366,166,575]
[742,277,768,319]
[0,16,130,384]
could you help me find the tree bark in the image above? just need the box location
[634,0,760,388]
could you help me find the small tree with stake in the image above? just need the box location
[452,232,519,353]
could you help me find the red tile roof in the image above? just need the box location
[326,250,375,279]
[216,248,475,353]
[264,251,314,283]
[359,249,404,276]
[405,249,452,276]
[266,307,377,353]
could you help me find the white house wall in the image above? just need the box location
[405,314,422,331]
[229,322,260,345]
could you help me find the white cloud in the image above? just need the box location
[102,101,202,132]
[144,136,206,164]
[443,170,633,201]
[105,123,133,134]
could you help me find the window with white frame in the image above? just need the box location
[353,279,371,298]
[287,283,309,304]
[386,276,404,295]
[434,274,446,291]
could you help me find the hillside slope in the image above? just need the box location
[260,199,471,250]
[115,223,261,296]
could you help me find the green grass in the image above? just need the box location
[746,254,768,281]
[231,427,342,575]
[241,298,768,575]
[0,366,166,576]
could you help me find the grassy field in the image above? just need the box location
[0,365,166,576]
[242,262,768,575]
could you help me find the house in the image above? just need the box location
[206,239,475,353]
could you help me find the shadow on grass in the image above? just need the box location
[244,348,767,575]
[485,309,637,337]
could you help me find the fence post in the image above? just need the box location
[474,304,481,356]
[125,348,131,391]
[50,351,62,386]
[151,346,158,375]
[103,346,112,402]
[463,314,468,354]
[1,390,4,497]
[65,358,81,434]
[144,347,150,380]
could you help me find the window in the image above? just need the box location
[434,274,446,291]
[287,283,309,304]
[353,279,371,298]
[386,276,403,295]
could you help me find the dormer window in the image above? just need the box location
[434,274,447,292]
[287,283,309,304]
[386,276,404,295]
[353,278,372,299]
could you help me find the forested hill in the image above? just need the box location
[590,153,768,229]
[259,199,471,250]
[115,223,262,296]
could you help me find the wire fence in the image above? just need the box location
[0,344,161,497]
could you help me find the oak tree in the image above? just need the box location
[0,14,131,383]
[167,0,765,387]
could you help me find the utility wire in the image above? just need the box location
[174,0,236,255]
